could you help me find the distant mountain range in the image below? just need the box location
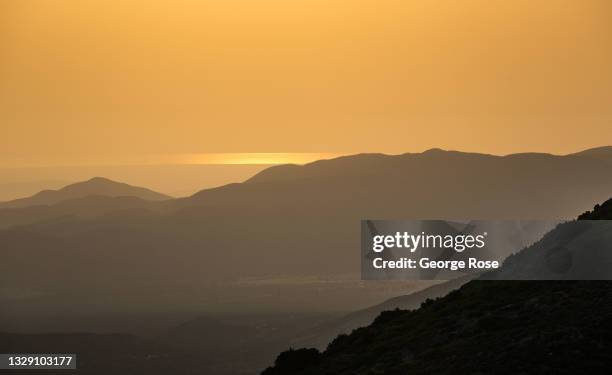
[2,147,612,314]
[0,177,171,229]
[0,177,170,209]
[262,199,612,375]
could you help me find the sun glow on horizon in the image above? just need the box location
[0,153,345,168]
[180,153,343,165]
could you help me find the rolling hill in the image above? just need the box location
[0,177,170,209]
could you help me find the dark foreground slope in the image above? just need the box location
[262,199,612,375]
[264,281,612,375]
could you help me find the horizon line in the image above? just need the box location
[1,146,610,169]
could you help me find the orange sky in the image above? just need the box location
[1,0,611,168]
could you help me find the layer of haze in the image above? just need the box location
[1,0,611,196]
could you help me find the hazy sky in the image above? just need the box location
[2,0,611,168]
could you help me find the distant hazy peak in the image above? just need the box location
[0,177,171,209]
[87,176,114,183]
[422,147,445,153]
[62,177,137,191]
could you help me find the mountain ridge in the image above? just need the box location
[236,146,612,187]
[3,147,612,314]
[0,177,171,209]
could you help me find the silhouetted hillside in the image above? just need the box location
[0,177,170,209]
[262,200,612,374]
[264,281,612,375]
[578,197,612,220]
